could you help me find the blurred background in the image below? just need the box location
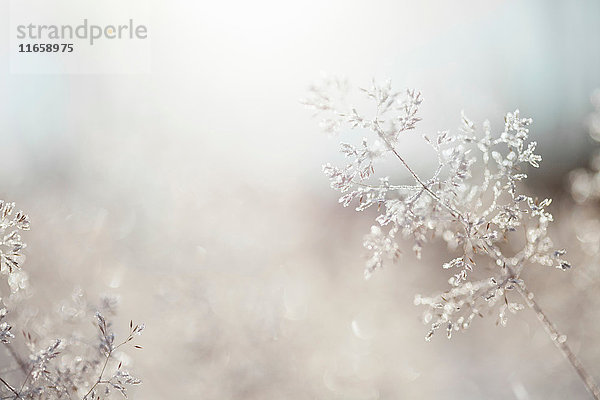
[1,0,600,398]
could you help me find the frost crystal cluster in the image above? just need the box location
[304,78,570,341]
[0,200,144,400]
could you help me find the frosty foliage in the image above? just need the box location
[0,201,144,400]
[304,78,570,341]
[0,201,30,293]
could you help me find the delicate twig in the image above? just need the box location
[82,341,126,400]
[0,377,17,397]
[17,365,35,398]
[516,283,600,400]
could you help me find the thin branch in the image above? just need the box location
[17,364,35,397]
[83,341,127,400]
[0,377,17,397]
[516,283,600,400]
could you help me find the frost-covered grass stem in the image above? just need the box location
[515,283,600,400]
[306,77,600,398]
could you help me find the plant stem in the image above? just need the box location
[83,341,126,400]
[0,377,17,397]
[83,353,110,400]
[17,364,35,397]
[515,283,600,400]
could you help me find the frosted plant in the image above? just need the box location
[0,200,144,400]
[304,78,600,399]
[0,201,30,293]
